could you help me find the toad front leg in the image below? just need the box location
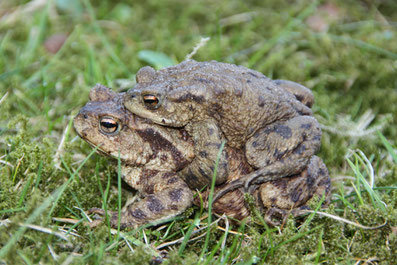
[93,168,193,229]
[180,119,229,189]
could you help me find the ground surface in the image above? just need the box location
[0,0,396,264]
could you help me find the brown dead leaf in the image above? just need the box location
[306,2,342,32]
[44,33,68,54]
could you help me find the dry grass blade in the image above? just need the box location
[57,228,81,238]
[0,159,14,168]
[18,223,70,241]
[52,217,80,225]
[0,92,8,105]
[48,244,59,261]
[0,219,11,227]
[157,232,207,250]
[73,206,92,223]
[221,215,229,251]
[156,217,222,250]
[220,11,258,27]
[332,176,356,182]
[0,0,50,25]
[300,210,387,230]
[124,239,134,253]
[320,110,389,139]
[216,225,245,236]
[54,117,74,169]
[354,256,379,265]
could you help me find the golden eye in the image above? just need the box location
[99,117,120,135]
[143,94,159,109]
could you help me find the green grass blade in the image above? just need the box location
[199,141,226,261]
[377,131,397,165]
[346,154,387,212]
[178,213,200,256]
[314,229,324,264]
[17,174,33,207]
[116,151,122,240]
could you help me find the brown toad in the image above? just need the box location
[124,60,322,194]
[73,84,330,227]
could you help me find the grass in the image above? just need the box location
[1,0,397,264]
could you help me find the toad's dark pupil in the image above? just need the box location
[101,121,117,129]
[100,118,119,134]
[143,95,159,106]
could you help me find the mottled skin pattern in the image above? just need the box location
[207,155,330,225]
[124,60,322,195]
[74,85,331,227]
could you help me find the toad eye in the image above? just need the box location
[143,94,160,109]
[99,117,120,135]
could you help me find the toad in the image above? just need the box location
[74,84,330,227]
[124,60,322,195]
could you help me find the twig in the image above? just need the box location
[185,37,210,60]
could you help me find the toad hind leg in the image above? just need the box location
[213,158,309,203]
[260,156,331,226]
[214,116,321,202]
[245,115,321,185]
